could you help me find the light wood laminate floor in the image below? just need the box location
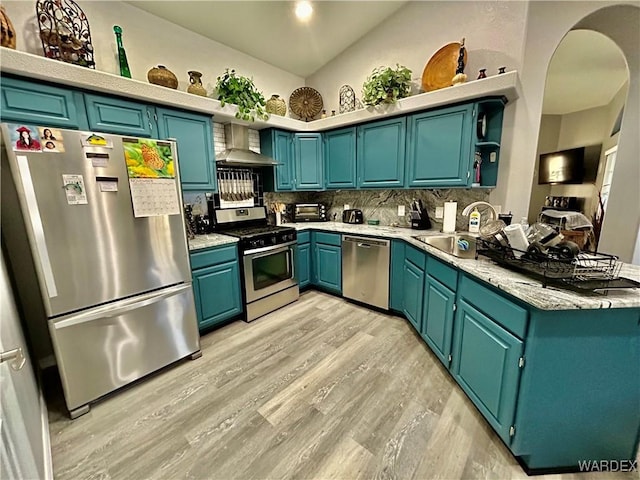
[46,291,638,480]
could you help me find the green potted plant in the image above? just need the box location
[362,64,412,106]
[214,68,268,122]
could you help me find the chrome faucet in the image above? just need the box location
[461,201,498,220]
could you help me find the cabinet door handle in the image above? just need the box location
[146,110,153,131]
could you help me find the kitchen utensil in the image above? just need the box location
[422,42,467,92]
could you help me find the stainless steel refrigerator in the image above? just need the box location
[1,124,200,418]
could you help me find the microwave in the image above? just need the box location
[286,203,328,222]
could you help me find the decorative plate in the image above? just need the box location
[289,87,323,121]
[421,42,467,92]
[477,112,487,140]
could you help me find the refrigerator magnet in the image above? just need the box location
[9,124,43,152]
[86,152,110,167]
[81,133,113,148]
[62,174,88,205]
[96,176,118,192]
[39,127,65,152]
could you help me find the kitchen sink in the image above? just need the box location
[413,233,477,259]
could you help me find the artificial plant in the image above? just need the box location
[362,64,412,106]
[214,68,268,122]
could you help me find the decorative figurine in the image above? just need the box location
[339,85,356,113]
[451,38,467,86]
[477,69,487,79]
[36,0,95,68]
[113,26,130,78]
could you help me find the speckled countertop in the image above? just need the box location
[286,222,640,311]
[188,233,238,251]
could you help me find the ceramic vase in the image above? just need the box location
[265,94,287,116]
[147,65,178,89]
[187,70,207,96]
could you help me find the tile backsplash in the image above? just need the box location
[265,189,492,231]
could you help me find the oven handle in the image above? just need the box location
[243,240,297,257]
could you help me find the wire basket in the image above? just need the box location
[475,238,637,293]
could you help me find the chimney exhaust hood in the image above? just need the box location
[216,123,279,167]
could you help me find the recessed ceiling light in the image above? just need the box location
[295,1,313,22]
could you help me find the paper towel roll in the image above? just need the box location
[443,201,457,233]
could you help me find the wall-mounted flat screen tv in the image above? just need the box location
[538,144,601,184]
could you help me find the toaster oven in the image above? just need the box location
[286,203,328,222]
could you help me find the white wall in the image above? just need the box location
[1,1,303,99]
[306,1,528,114]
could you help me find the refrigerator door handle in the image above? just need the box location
[15,155,58,298]
[51,283,191,329]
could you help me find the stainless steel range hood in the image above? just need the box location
[216,123,278,167]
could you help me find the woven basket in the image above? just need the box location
[1,6,17,49]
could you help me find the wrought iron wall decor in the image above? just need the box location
[36,0,95,68]
[339,85,356,114]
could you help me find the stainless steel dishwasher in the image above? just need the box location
[342,235,390,310]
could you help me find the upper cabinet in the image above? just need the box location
[473,98,506,188]
[406,104,473,187]
[357,117,406,189]
[0,76,87,129]
[155,108,217,192]
[294,133,323,190]
[84,93,154,137]
[260,129,324,192]
[324,127,357,189]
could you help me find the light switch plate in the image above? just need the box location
[397,205,405,216]
[435,206,444,219]
[344,204,350,210]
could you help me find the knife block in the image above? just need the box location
[410,210,432,230]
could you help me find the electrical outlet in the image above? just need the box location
[435,206,444,219]
[397,205,405,216]
[344,204,350,210]
[490,152,497,163]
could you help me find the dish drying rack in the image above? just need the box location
[475,238,639,294]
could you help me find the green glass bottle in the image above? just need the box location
[113,25,131,78]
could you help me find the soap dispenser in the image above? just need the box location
[468,207,481,233]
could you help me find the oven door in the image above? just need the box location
[243,241,297,303]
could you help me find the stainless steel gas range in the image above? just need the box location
[212,207,299,321]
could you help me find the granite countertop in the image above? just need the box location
[188,233,238,251]
[285,222,640,311]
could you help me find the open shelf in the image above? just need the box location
[1,48,519,132]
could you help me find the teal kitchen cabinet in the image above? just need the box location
[84,93,154,137]
[296,231,311,289]
[451,275,526,444]
[406,104,473,187]
[155,108,217,192]
[190,244,242,331]
[402,245,426,331]
[294,133,323,190]
[0,76,87,129]
[420,256,459,366]
[357,117,406,188]
[312,232,342,294]
[389,240,406,312]
[260,129,294,191]
[324,127,357,189]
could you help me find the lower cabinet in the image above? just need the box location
[190,244,242,331]
[402,249,425,331]
[389,240,406,312]
[297,232,311,289]
[312,232,342,294]
[451,298,524,444]
[421,275,455,365]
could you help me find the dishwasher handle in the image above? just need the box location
[343,235,390,248]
